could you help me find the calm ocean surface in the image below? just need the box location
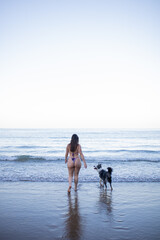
[0,128,160,182]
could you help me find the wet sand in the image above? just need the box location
[0,182,160,240]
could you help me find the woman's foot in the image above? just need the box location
[68,186,71,194]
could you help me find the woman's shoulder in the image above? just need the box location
[77,144,81,149]
[67,143,71,149]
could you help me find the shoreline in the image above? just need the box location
[0,182,160,240]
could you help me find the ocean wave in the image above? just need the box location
[0,176,159,183]
[0,155,57,162]
[0,154,160,163]
[17,145,49,149]
[84,149,160,154]
[2,145,49,149]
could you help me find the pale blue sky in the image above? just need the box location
[0,0,160,128]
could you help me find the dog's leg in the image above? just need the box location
[109,180,113,191]
[100,179,105,187]
[108,177,113,191]
[100,179,101,187]
[110,183,113,191]
[104,180,107,188]
[100,179,103,187]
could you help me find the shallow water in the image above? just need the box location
[0,182,160,240]
[0,128,160,182]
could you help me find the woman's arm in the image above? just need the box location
[65,145,69,163]
[79,145,87,168]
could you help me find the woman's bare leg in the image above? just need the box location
[74,167,81,191]
[67,167,74,193]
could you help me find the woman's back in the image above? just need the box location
[68,143,80,157]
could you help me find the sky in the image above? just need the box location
[0,0,160,128]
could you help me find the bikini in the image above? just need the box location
[70,150,79,163]
[72,153,76,162]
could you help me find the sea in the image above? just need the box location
[0,128,160,183]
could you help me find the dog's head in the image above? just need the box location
[94,164,102,170]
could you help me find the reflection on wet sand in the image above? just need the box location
[65,193,82,240]
[99,188,113,215]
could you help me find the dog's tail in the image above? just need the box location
[107,167,113,174]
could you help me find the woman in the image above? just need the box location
[65,134,87,193]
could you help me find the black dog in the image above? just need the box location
[94,164,113,190]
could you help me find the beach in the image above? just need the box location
[0,128,160,239]
[0,182,160,240]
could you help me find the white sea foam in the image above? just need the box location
[0,128,160,182]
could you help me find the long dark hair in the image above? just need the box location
[70,134,79,152]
